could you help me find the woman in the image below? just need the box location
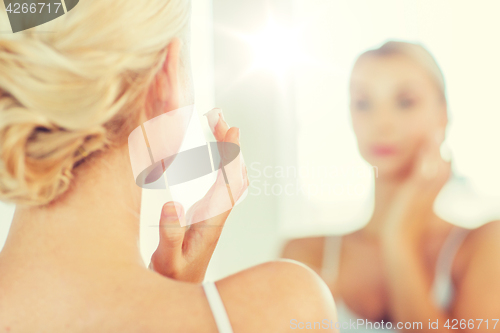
[0,1,337,332]
[282,41,500,332]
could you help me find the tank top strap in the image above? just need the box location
[432,225,471,309]
[321,226,471,311]
[202,281,234,333]
[321,235,343,285]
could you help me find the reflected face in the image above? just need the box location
[349,53,447,178]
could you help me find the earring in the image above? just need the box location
[440,139,452,162]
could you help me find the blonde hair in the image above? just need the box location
[357,41,447,104]
[0,0,191,206]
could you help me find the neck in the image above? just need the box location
[1,145,145,269]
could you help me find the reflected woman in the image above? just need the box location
[282,41,500,332]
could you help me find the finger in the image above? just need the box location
[205,108,247,195]
[222,126,240,162]
[416,129,441,178]
[205,108,230,142]
[243,162,249,187]
[222,127,248,201]
[179,127,242,228]
[150,202,187,276]
[183,129,242,247]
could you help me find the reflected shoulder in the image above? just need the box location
[281,236,326,273]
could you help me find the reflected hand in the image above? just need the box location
[382,129,451,245]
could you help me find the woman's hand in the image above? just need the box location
[148,108,249,283]
[381,129,451,246]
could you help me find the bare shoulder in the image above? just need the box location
[0,266,218,333]
[455,220,500,274]
[460,220,500,258]
[452,220,500,317]
[470,219,500,239]
[216,260,338,333]
[281,236,327,274]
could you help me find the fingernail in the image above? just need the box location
[204,108,224,133]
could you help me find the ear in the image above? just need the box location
[438,102,448,130]
[432,100,448,144]
[144,38,182,120]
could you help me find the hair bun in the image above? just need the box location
[0,101,108,206]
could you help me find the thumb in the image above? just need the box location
[150,202,187,275]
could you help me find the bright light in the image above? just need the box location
[244,20,305,77]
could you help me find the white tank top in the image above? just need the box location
[202,281,234,333]
[321,226,470,332]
